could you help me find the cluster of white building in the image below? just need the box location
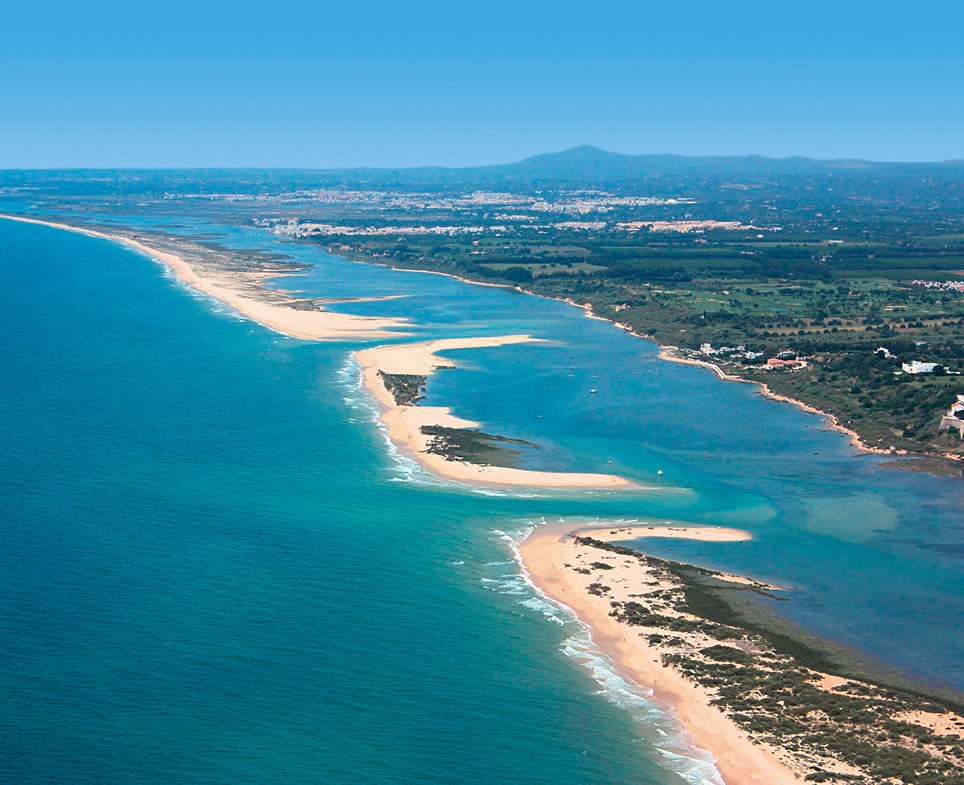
[909,279,964,292]
[259,215,779,238]
[698,343,765,362]
[550,221,607,231]
[264,220,505,238]
[462,191,693,215]
[616,220,778,234]
[175,188,698,216]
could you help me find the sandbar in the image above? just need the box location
[519,523,805,785]
[519,522,964,784]
[355,336,637,489]
[580,523,752,543]
[0,214,411,341]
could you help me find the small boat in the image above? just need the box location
[657,470,663,476]
[589,388,598,394]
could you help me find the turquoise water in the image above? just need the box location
[1,217,961,784]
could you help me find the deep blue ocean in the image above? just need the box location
[1,216,961,784]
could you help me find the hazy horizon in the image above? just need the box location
[1,145,962,173]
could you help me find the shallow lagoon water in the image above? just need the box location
[0,215,961,784]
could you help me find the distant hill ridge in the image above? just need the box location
[2,146,961,193]
[323,144,964,181]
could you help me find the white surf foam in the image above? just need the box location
[489,521,726,785]
[336,354,552,498]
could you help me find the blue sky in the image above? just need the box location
[2,0,962,167]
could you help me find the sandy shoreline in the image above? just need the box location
[656,346,907,456]
[519,523,805,785]
[11,210,939,458]
[11,209,938,460]
[660,346,961,460]
[4,214,638,489]
[355,336,638,489]
[1,214,411,341]
[549,522,787,588]
[518,522,964,783]
[573,522,752,543]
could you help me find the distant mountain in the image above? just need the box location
[458,145,963,181]
[2,146,961,197]
[479,145,666,180]
[305,145,963,189]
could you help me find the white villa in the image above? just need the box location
[902,360,939,374]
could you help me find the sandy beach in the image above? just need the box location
[7,211,931,458]
[0,215,411,341]
[519,522,964,782]
[355,336,637,489]
[580,523,752,543]
[519,523,807,785]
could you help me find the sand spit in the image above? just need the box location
[582,524,752,543]
[355,336,637,489]
[0,215,411,341]
[519,523,964,785]
[571,524,793,589]
[520,523,803,785]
